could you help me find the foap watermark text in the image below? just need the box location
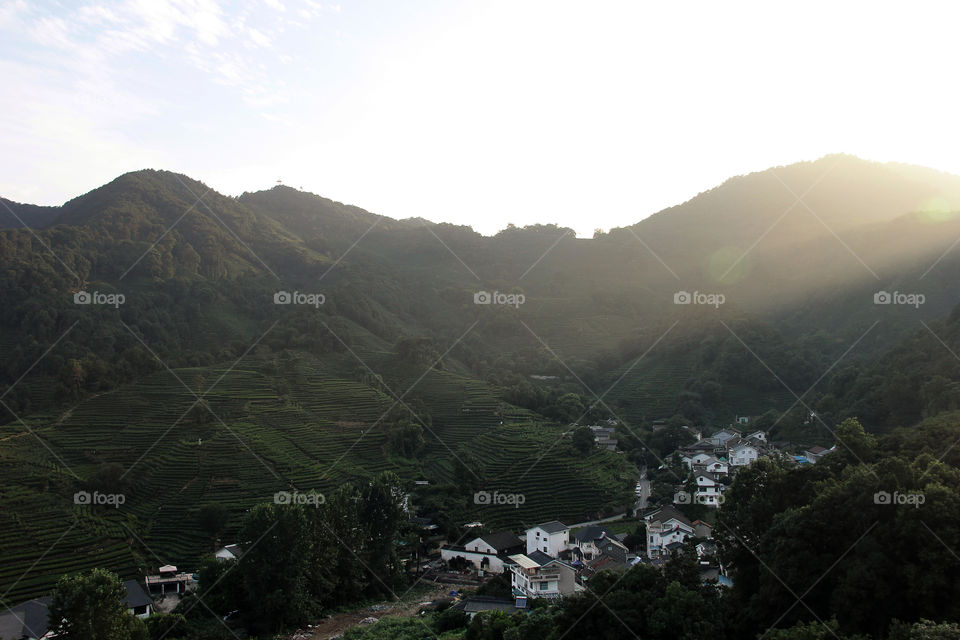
[274,490,326,506]
[274,291,325,308]
[874,490,924,508]
[74,490,126,508]
[474,291,525,308]
[874,291,924,308]
[74,291,125,308]
[674,291,725,308]
[474,490,526,508]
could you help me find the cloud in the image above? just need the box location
[247,26,271,47]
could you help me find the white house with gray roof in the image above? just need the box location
[525,521,569,557]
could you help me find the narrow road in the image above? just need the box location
[567,467,649,530]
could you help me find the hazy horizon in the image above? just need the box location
[7,151,960,239]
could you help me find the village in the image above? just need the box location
[0,418,835,638]
[421,418,834,620]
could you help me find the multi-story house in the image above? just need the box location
[507,551,579,599]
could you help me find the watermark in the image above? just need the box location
[873,291,924,308]
[74,490,126,508]
[73,291,125,308]
[474,290,525,308]
[674,490,724,506]
[874,490,924,508]
[274,490,326,506]
[674,291,725,308]
[274,291,325,308]
[474,490,526,508]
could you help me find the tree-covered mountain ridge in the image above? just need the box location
[5,154,960,603]
[4,154,960,427]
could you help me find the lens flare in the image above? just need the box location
[916,196,958,223]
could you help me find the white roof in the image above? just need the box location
[508,554,540,569]
[158,564,177,573]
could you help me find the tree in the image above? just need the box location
[87,462,128,495]
[571,427,595,455]
[144,613,188,640]
[197,503,229,547]
[387,419,426,458]
[48,568,148,640]
[557,393,586,423]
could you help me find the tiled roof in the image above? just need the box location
[535,521,568,534]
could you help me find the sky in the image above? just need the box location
[2,0,959,237]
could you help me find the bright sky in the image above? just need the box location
[2,0,959,237]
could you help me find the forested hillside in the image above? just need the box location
[4,155,960,603]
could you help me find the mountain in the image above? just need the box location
[4,155,960,600]
[0,197,61,229]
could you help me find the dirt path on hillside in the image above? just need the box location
[279,583,450,640]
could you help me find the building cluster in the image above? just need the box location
[441,519,637,605]
[671,424,834,507]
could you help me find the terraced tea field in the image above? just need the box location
[0,351,633,601]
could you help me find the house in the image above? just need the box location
[525,521,569,557]
[0,580,153,639]
[451,595,527,619]
[507,551,579,599]
[692,520,713,539]
[440,531,524,573]
[123,579,154,618]
[587,425,619,451]
[690,455,728,475]
[570,525,619,560]
[214,543,244,561]
[709,428,742,446]
[804,445,830,463]
[728,441,760,467]
[145,565,193,595]
[0,597,53,639]
[735,416,751,425]
[702,458,728,474]
[683,452,715,469]
[580,535,632,578]
[746,430,767,443]
[693,471,725,506]
[695,539,718,558]
[643,505,695,559]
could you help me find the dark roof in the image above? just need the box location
[526,550,555,566]
[806,445,828,455]
[644,505,693,528]
[479,531,523,552]
[586,555,630,572]
[572,525,613,544]
[452,596,521,615]
[0,596,52,639]
[123,579,153,609]
[535,521,568,534]
[0,580,152,639]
